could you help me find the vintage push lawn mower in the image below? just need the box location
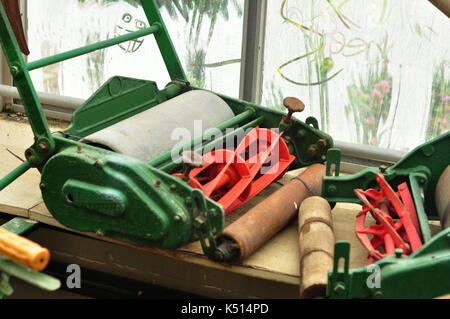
[322,133,450,299]
[0,0,332,259]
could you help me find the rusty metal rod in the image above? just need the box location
[214,164,326,261]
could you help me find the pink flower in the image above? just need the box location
[375,80,391,94]
[364,117,375,124]
[441,129,449,135]
[441,118,448,125]
[383,61,389,70]
[443,96,450,103]
[371,89,383,99]
[370,138,377,145]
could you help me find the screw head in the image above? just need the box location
[327,184,338,195]
[10,65,20,77]
[96,229,105,236]
[307,145,318,158]
[38,141,49,152]
[174,214,184,223]
[317,139,327,148]
[95,159,103,169]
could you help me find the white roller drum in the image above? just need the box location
[86,90,235,162]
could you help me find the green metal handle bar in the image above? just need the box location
[0,0,187,188]
[0,161,31,192]
[148,108,256,167]
[140,0,186,81]
[27,25,161,71]
[0,3,53,159]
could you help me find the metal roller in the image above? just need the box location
[86,90,235,162]
[436,165,450,230]
[213,164,326,261]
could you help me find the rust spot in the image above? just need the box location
[302,223,311,235]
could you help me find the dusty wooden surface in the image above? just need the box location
[0,113,441,298]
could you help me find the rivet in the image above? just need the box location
[327,184,337,195]
[95,159,103,169]
[38,141,49,152]
[307,145,318,158]
[317,139,327,148]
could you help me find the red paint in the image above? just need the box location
[355,173,422,264]
[174,127,295,213]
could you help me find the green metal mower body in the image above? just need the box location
[0,0,332,254]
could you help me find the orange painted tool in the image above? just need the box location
[0,226,50,271]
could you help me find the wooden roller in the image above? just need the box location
[298,196,334,299]
[0,227,50,271]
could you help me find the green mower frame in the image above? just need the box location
[0,0,332,258]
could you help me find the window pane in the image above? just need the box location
[162,0,244,97]
[262,0,449,151]
[27,0,244,99]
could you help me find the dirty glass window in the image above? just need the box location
[262,0,449,152]
[27,0,244,99]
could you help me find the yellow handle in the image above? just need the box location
[0,227,50,271]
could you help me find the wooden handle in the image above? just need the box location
[298,196,334,299]
[0,227,50,271]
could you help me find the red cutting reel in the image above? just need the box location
[174,127,295,213]
[355,173,422,264]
